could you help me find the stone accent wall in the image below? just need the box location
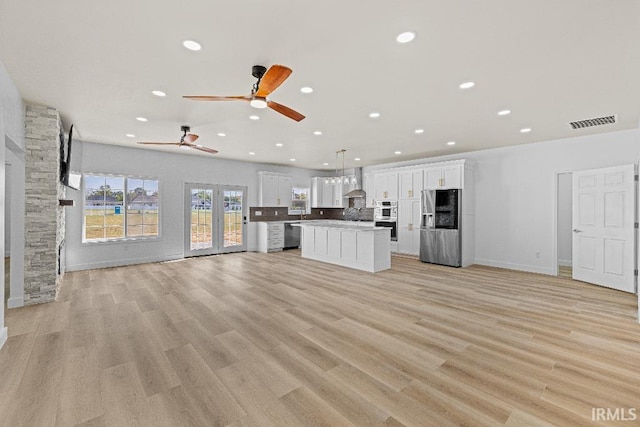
[23,104,66,305]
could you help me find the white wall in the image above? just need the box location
[0,59,25,346]
[65,141,326,271]
[365,128,640,275]
[557,173,572,267]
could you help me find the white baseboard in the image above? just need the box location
[65,253,184,272]
[7,296,24,308]
[558,259,573,267]
[474,258,556,276]
[0,327,7,351]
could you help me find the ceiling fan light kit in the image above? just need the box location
[250,97,268,109]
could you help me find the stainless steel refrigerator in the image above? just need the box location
[420,189,462,267]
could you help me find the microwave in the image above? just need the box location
[375,200,397,220]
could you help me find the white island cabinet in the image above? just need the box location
[298,222,391,273]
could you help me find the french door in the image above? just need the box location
[572,164,636,293]
[184,184,247,257]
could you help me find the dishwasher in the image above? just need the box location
[284,222,301,249]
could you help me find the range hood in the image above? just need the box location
[344,167,366,198]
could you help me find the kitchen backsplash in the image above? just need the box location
[343,207,374,221]
[250,207,345,222]
[249,206,374,222]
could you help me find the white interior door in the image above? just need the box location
[572,164,636,293]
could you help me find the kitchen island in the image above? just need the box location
[297,222,391,273]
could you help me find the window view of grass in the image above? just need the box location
[84,175,159,241]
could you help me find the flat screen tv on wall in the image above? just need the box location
[59,124,80,190]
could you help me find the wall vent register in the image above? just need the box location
[568,115,616,130]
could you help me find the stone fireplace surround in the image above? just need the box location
[23,104,66,305]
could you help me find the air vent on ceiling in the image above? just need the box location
[568,115,616,130]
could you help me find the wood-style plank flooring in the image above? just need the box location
[1,251,639,426]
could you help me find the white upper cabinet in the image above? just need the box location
[278,175,293,206]
[321,179,334,207]
[311,176,353,208]
[374,172,398,200]
[424,162,463,189]
[399,169,423,199]
[311,177,323,208]
[363,173,375,207]
[258,172,293,207]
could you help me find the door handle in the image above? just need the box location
[573,228,583,233]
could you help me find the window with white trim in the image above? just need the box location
[289,187,310,214]
[84,175,160,242]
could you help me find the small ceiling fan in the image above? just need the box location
[183,65,305,122]
[137,126,218,154]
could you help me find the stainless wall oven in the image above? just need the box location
[374,200,397,220]
[375,220,397,241]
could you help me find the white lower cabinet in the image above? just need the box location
[327,229,341,258]
[257,222,284,253]
[341,230,357,263]
[315,227,328,254]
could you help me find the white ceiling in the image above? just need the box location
[1,0,639,170]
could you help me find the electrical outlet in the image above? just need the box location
[275,211,278,216]
[536,252,540,258]
[255,211,262,216]
[320,210,323,215]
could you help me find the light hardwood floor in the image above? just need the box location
[1,251,639,426]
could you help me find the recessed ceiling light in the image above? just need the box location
[249,115,260,120]
[151,90,166,97]
[136,117,148,122]
[323,162,329,166]
[369,112,380,118]
[394,151,401,155]
[355,158,361,161]
[396,31,416,43]
[313,131,322,135]
[447,141,456,146]
[126,134,135,138]
[249,152,255,155]
[414,129,424,134]
[217,132,226,137]
[276,143,283,147]
[459,81,475,89]
[300,87,313,94]
[182,40,202,51]
[520,128,532,133]
[290,158,296,162]
[498,109,511,116]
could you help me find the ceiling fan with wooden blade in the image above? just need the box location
[184,65,306,122]
[137,126,218,154]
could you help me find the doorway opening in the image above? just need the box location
[557,172,573,277]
